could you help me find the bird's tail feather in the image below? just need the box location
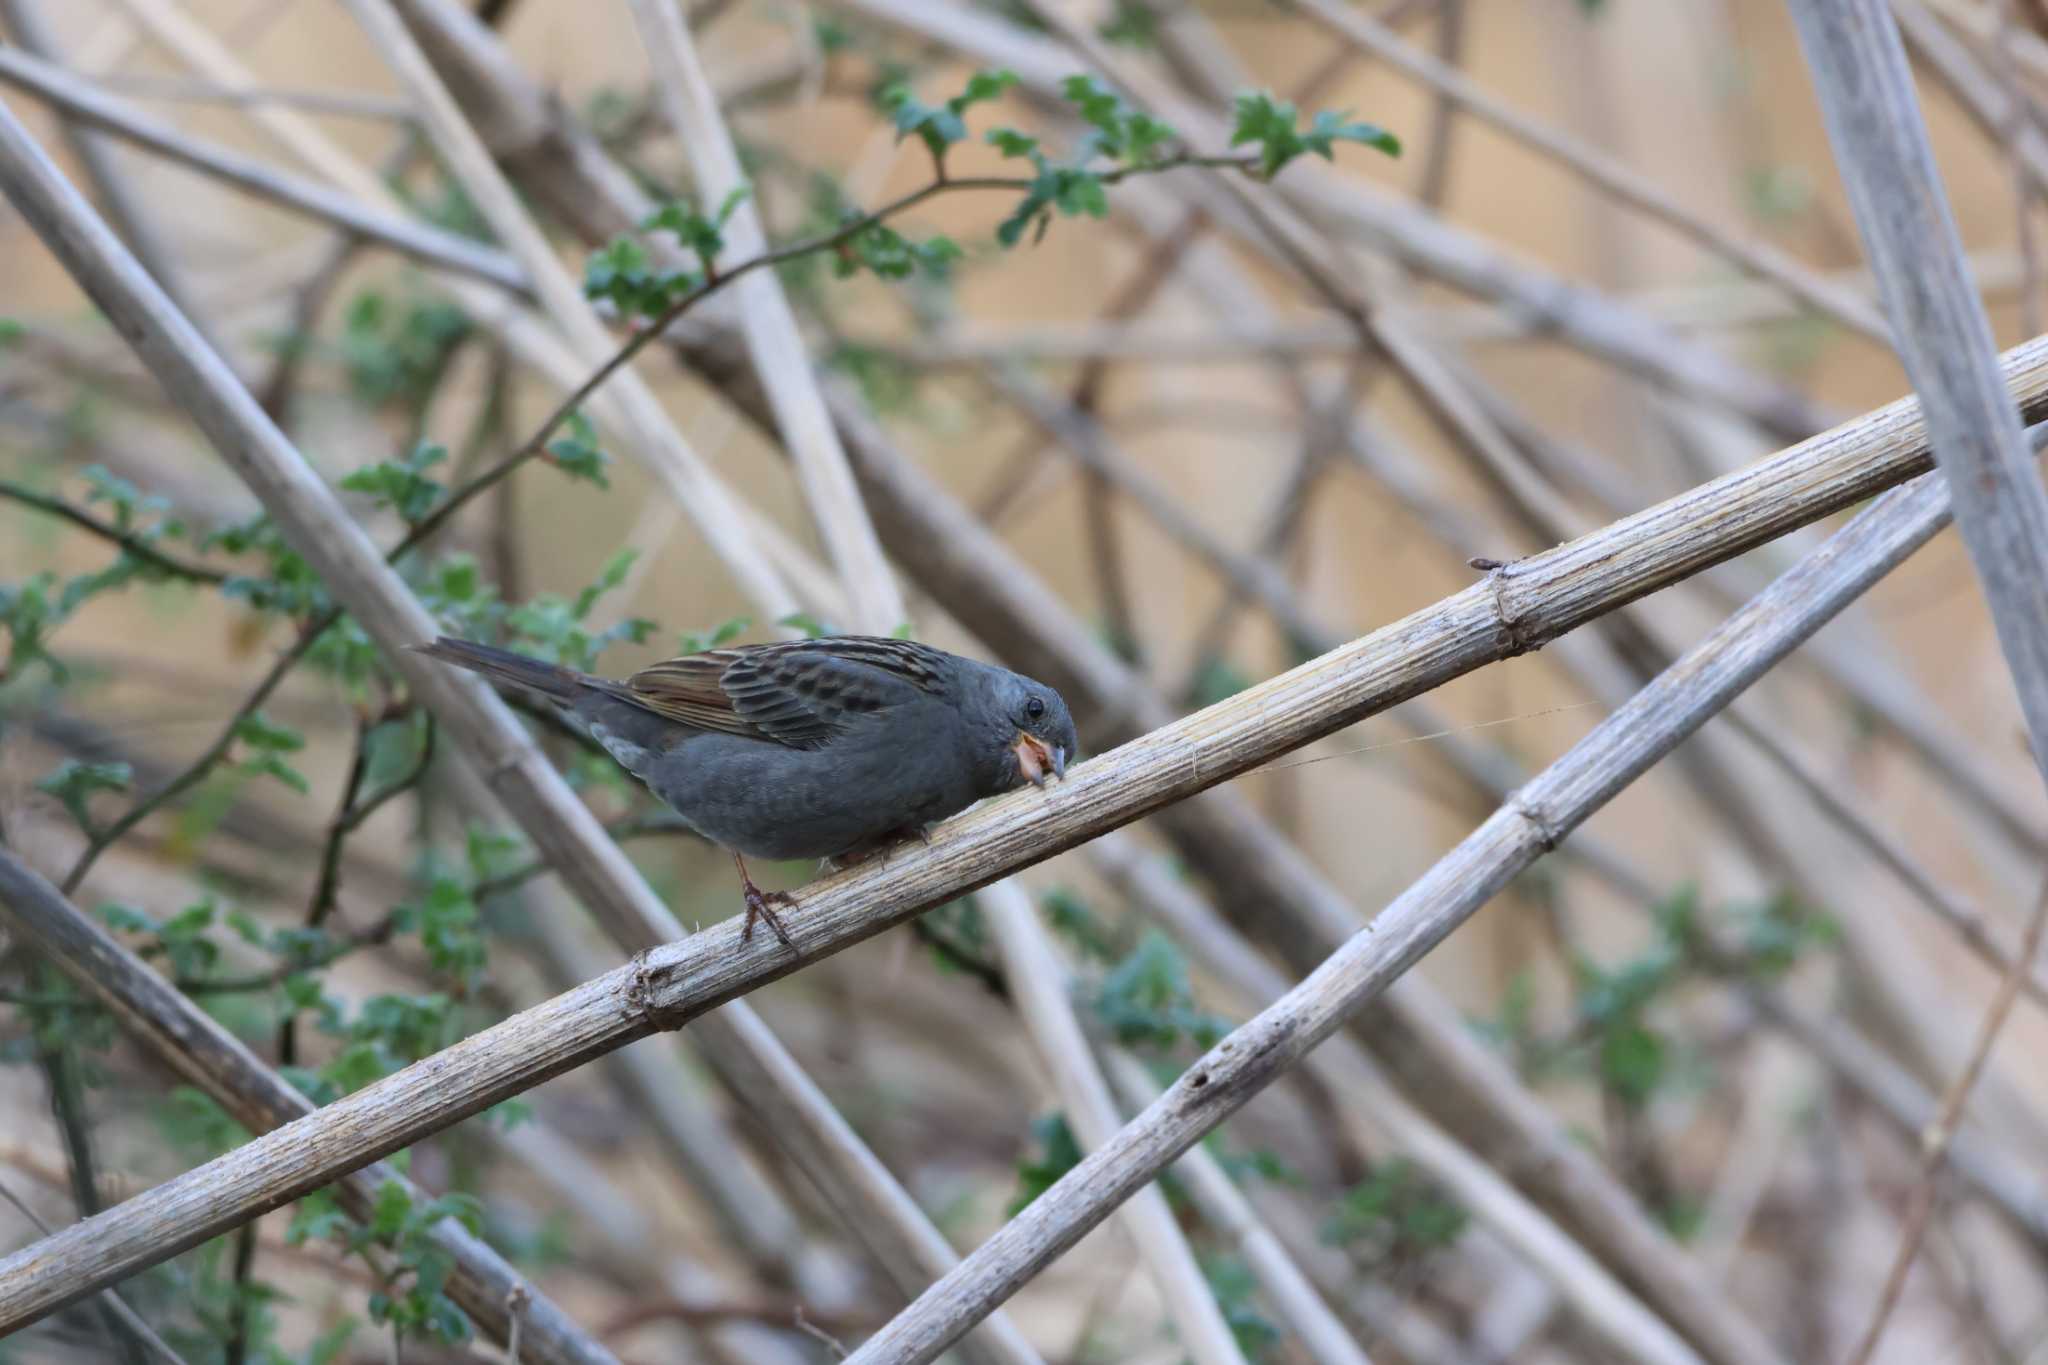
[411,637,588,701]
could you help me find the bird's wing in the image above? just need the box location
[624,636,949,750]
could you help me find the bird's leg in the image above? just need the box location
[731,852,795,948]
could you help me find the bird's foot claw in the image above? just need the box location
[742,885,797,948]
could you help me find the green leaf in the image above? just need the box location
[1322,1158,1468,1263]
[987,127,1040,159]
[1059,74,1177,165]
[836,222,964,281]
[777,611,832,639]
[677,614,751,654]
[949,67,1019,116]
[339,443,448,525]
[1009,1112,1082,1214]
[572,547,639,620]
[642,187,749,272]
[1095,929,1230,1051]
[339,290,471,413]
[546,410,612,489]
[1307,108,1401,158]
[1599,1022,1667,1108]
[99,902,158,935]
[35,760,131,832]
[1232,90,1401,178]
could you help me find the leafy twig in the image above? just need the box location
[0,479,227,584]
[396,151,1260,560]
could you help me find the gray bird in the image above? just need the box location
[413,634,1078,944]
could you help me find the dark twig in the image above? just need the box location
[60,623,322,895]
[1840,873,2048,1365]
[0,479,228,584]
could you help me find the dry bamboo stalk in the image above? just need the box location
[625,0,903,633]
[981,881,1249,1365]
[0,45,530,291]
[1096,1049,1378,1365]
[0,851,617,1365]
[1086,834,1708,1365]
[1787,0,2048,795]
[839,407,1971,1365]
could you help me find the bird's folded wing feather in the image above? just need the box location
[625,636,947,750]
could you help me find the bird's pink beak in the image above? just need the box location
[1012,732,1059,788]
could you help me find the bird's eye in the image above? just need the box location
[1025,696,1046,721]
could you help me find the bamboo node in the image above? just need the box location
[1483,559,1544,657]
[1508,794,1562,853]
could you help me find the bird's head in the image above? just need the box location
[964,664,1078,796]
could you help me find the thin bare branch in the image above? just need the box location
[1841,876,2048,1364]
[982,881,1247,1365]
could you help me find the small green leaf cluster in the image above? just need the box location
[339,443,448,526]
[984,74,1175,247]
[1321,1157,1469,1265]
[1480,886,1836,1114]
[544,410,612,489]
[1203,1254,1283,1360]
[288,1180,483,1345]
[339,290,472,413]
[1230,91,1401,178]
[1008,1111,1082,1215]
[101,899,226,981]
[34,759,131,835]
[583,188,749,321]
[206,514,330,619]
[232,712,312,795]
[1092,928,1231,1053]
[882,67,1018,168]
[676,614,750,654]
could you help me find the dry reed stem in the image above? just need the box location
[982,881,1248,1365]
[1789,0,2048,799]
[624,0,903,633]
[1094,1047,1379,1365]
